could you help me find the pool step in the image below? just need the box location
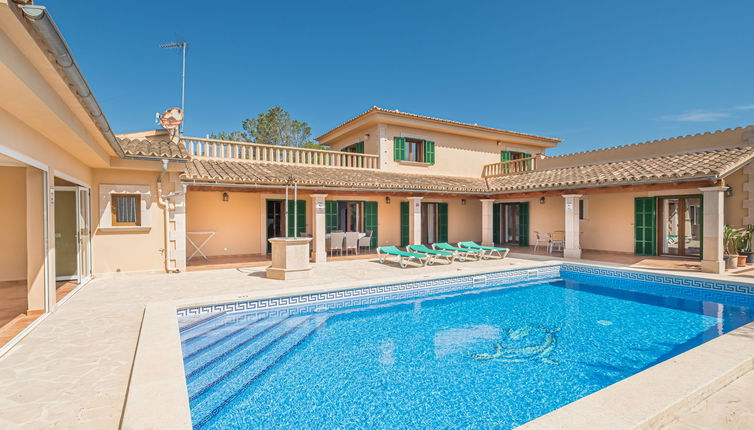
[183,315,284,378]
[188,315,329,429]
[179,311,228,342]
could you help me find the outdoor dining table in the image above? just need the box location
[325,232,366,239]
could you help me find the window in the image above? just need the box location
[111,194,141,226]
[406,138,424,162]
[393,137,435,164]
[500,151,533,171]
[341,141,364,153]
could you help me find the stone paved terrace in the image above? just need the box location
[0,254,753,429]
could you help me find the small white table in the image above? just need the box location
[187,231,216,260]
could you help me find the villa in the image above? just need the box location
[3,1,754,429]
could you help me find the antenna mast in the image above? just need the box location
[160,41,187,134]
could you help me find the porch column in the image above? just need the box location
[562,194,582,259]
[310,194,328,263]
[407,197,423,245]
[481,199,495,246]
[699,186,726,273]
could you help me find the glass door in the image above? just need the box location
[659,196,701,257]
[77,187,92,284]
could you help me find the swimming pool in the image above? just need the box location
[177,265,754,429]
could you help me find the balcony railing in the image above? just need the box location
[482,157,536,177]
[182,137,380,169]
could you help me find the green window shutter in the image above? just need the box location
[518,202,529,246]
[400,201,409,247]
[325,201,338,233]
[501,151,511,174]
[634,197,657,256]
[438,202,448,243]
[287,200,306,236]
[424,140,435,164]
[364,201,378,248]
[393,137,406,161]
[340,147,348,152]
[355,141,364,153]
[493,203,501,245]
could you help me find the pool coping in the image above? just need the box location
[120,261,754,429]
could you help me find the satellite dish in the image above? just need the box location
[159,107,184,129]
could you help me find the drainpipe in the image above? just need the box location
[157,160,186,273]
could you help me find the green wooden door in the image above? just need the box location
[635,197,657,256]
[325,201,337,233]
[364,201,378,248]
[493,203,501,245]
[286,200,306,237]
[438,202,448,242]
[518,202,529,246]
[400,201,409,246]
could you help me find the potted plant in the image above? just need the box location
[723,226,742,269]
[736,235,749,267]
[742,224,754,264]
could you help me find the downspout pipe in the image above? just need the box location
[18,5,126,158]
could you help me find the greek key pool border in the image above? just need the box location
[561,264,754,298]
[176,265,561,319]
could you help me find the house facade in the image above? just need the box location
[2,1,754,349]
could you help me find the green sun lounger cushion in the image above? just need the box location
[379,246,427,258]
[408,244,453,256]
[459,241,510,252]
[434,243,483,253]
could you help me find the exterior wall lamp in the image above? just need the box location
[222,192,229,202]
[539,197,546,204]
[461,199,466,206]
[385,196,391,204]
[725,187,733,197]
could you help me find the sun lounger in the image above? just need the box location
[408,244,455,264]
[458,241,510,259]
[377,246,428,268]
[432,242,483,261]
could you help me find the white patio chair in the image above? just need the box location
[358,230,373,252]
[549,231,565,254]
[329,232,345,255]
[344,232,360,255]
[533,231,551,252]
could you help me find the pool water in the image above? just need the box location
[179,271,754,429]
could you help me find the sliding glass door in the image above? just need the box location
[53,186,92,284]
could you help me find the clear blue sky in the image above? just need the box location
[47,1,754,155]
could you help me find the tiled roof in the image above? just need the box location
[119,138,189,160]
[179,146,754,195]
[315,106,562,143]
[487,146,754,193]
[182,159,489,193]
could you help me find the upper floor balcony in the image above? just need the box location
[182,137,380,170]
[482,157,537,178]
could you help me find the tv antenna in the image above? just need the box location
[160,40,187,134]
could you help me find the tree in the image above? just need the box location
[210,106,317,148]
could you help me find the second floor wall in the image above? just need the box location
[327,123,549,178]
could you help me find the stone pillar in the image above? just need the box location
[481,199,495,246]
[310,194,328,263]
[699,186,727,273]
[407,197,423,245]
[562,194,582,259]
